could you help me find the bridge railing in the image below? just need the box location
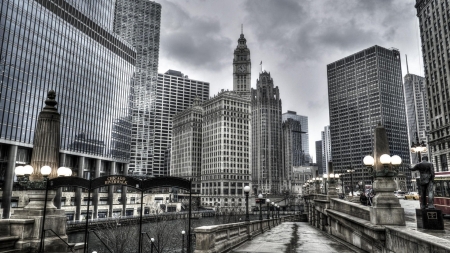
[194,215,297,253]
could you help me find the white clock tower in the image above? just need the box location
[233,28,251,92]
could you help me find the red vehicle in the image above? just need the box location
[433,171,450,214]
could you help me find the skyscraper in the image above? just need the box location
[0,0,135,218]
[415,0,450,171]
[282,117,303,190]
[114,0,162,175]
[315,141,323,175]
[171,98,204,194]
[282,111,310,165]
[252,71,283,194]
[171,32,252,209]
[321,125,332,174]
[403,73,428,164]
[154,70,209,176]
[327,45,411,188]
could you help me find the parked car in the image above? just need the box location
[394,190,407,199]
[405,192,420,200]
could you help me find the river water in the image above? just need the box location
[68,214,263,253]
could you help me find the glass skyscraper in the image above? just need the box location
[114,0,162,175]
[282,111,310,164]
[0,0,134,218]
[327,45,411,189]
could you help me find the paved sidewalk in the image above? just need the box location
[230,222,356,253]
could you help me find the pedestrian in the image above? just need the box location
[360,192,368,206]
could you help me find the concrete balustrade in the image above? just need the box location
[194,215,297,253]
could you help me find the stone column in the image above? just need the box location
[121,164,128,216]
[370,124,405,225]
[327,162,339,200]
[2,144,17,219]
[108,161,116,217]
[75,156,85,221]
[93,159,101,219]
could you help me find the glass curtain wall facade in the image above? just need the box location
[282,111,310,165]
[155,70,209,175]
[415,0,450,172]
[0,0,134,161]
[281,118,302,190]
[114,0,161,175]
[0,0,135,219]
[403,74,428,164]
[327,45,411,189]
[251,71,283,194]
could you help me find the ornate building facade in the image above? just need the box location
[252,71,283,194]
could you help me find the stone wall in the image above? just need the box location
[304,194,450,253]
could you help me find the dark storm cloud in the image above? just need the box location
[243,0,415,62]
[159,0,232,71]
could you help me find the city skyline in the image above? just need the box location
[157,0,422,162]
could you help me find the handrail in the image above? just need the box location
[88,230,113,253]
[43,229,75,253]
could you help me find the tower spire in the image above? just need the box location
[241,24,243,34]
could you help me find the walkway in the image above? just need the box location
[230,222,357,253]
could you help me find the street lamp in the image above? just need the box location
[244,186,250,222]
[346,169,355,196]
[363,155,375,186]
[411,132,427,163]
[181,230,185,253]
[258,193,263,220]
[271,202,275,219]
[150,238,155,253]
[266,198,270,219]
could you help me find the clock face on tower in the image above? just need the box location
[237,65,246,73]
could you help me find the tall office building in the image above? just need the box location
[315,141,323,175]
[403,73,428,164]
[321,125,332,174]
[415,0,450,171]
[171,98,204,194]
[327,45,411,188]
[282,111,310,165]
[114,0,162,175]
[171,32,252,209]
[155,70,209,175]
[252,71,283,194]
[0,0,135,218]
[282,117,303,190]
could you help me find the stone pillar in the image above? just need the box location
[75,156,85,221]
[108,161,116,217]
[29,91,60,181]
[2,144,17,219]
[93,159,101,219]
[370,124,405,225]
[121,164,128,216]
[327,162,339,200]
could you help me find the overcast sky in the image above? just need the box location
[157,0,422,162]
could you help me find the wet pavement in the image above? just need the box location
[230,222,357,253]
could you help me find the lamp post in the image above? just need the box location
[346,169,355,196]
[363,155,375,187]
[411,132,427,163]
[271,202,275,219]
[244,186,250,223]
[150,238,155,253]
[266,198,270,219]
[258,194,263,220]
[181,230,185,253]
